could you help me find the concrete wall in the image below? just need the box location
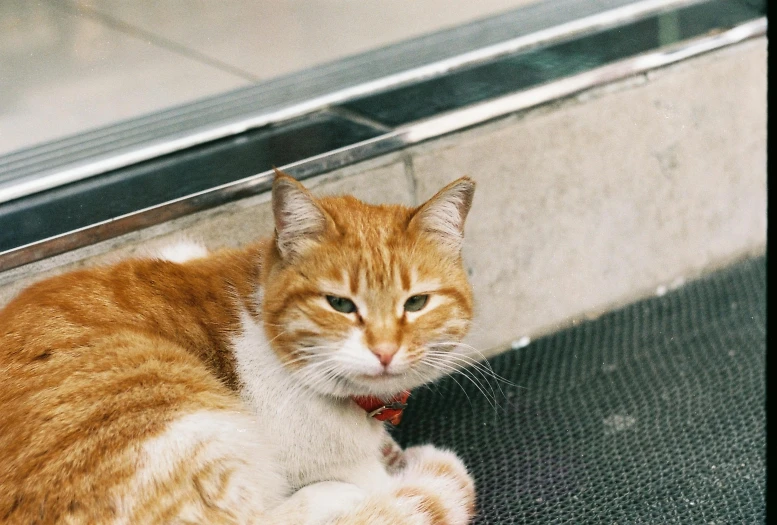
[0,38,766,357]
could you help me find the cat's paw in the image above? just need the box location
[393,445,476,525]
[328,447,475,525]
[293,481,367,525]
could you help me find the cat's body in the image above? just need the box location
[0,172,477,524]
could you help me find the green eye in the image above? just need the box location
[404,295,429,312]
[326,295,357,314]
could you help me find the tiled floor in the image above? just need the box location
[0,0,539,156]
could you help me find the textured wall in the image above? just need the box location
[409,38,767,353]
[0,39,766,356]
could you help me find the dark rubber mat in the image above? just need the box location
[393,256,765,524]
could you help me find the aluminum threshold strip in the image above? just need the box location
[0,17,764,274]
[401,18,767,143]
[0,0,703,205]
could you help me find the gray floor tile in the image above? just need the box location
[0,1,249,155]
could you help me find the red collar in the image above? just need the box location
[351,391,410,425]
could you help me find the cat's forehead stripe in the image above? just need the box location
[348,267,359,295]
[399,265,411,292]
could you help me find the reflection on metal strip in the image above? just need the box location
[400,18,766,143]
[0,133,404,274]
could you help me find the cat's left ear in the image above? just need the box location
[271,169,329,260]
[409,177,475,254]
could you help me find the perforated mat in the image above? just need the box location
[392,256,765,524]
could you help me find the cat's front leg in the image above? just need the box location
[330,431,405,489]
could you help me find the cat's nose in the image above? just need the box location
[370,343,399,367]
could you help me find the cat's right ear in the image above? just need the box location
[408,176,475,255]
[271,169,328,260]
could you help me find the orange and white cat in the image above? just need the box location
[0,170,477,524]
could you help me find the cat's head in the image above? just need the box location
[262,170,475,398]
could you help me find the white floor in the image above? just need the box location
[0,0,540,156]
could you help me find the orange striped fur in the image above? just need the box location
[0,170,477,524]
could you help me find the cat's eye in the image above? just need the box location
[404,295,429,312]
[326,295,357,314]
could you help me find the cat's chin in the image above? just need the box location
[328,368,445,399]
[357,370,404,381]
[296,371,422,399]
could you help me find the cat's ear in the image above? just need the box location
[409,177,475,254]
[272,169,328,260]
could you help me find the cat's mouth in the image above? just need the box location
[358,370,403,380]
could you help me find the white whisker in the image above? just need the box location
[428,342,526,390]
[421,354,498,410]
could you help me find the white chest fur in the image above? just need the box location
[231,310,386,489]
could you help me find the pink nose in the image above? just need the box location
[371,343,399,366]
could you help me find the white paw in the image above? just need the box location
[397,445,476,525]
[294,481,367,524]
[403,445,471,485]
